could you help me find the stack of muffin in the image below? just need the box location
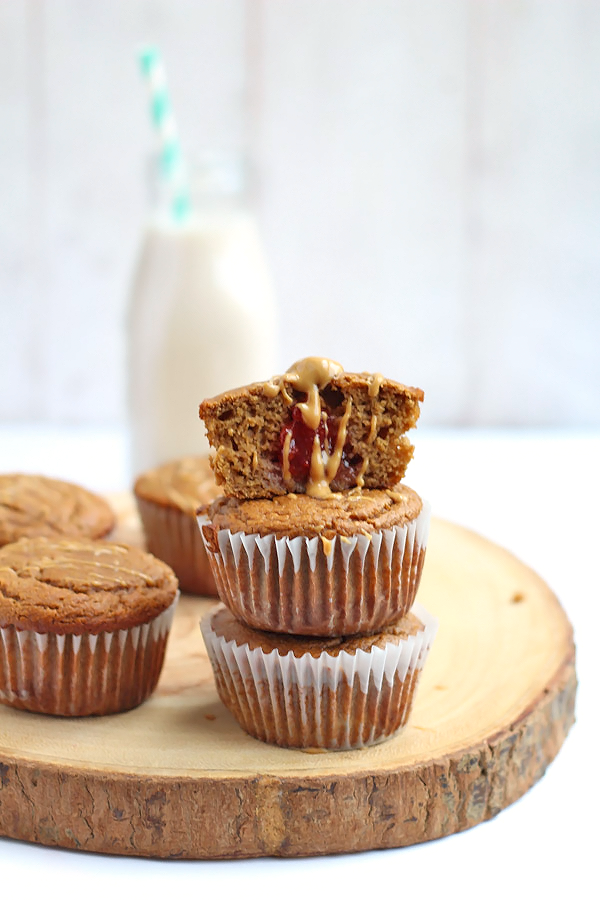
[198,357,437,750]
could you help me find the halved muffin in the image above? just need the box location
[199,357,423,500]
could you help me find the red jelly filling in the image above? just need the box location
[279,405,360,487]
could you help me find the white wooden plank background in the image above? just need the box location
[1,0,599,426]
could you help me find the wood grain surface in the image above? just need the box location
[0,495,576,858]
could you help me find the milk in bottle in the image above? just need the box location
[127,158,277,475]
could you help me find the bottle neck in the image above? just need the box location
[147,153,252,223]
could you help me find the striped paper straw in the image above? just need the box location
[138,45,191,222]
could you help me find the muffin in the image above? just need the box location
[134,456,220,595]
[201,602,437,750]
[199,357,423,500]
[0,536,178,716]
[199,485,430,636]
[0,473,115,546]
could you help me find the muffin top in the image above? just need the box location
[0,474,115,547]
[209,604,425,658]
[134,456,220,516]
[0,537,178,634]
[201,484,422,540]
[199,357,423,500]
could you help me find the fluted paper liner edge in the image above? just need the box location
[198,500,430,635]
[201,601,438,749]
[0,594,178,716]
[137,496,217,596]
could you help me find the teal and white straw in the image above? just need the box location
[139,45,191,222]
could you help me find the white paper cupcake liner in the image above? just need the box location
[137,496,217,596]
[198,500,430,636]
[0,595,178,717]
[201,601,437,750]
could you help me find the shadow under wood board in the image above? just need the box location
[0,493,576,859]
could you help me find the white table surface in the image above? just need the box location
[0,425,597,899]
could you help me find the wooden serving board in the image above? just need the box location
[0,495,576,859]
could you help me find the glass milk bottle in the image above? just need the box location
[126,156,277,475]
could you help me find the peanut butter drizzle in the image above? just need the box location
[368,372,384,397]
[263,357,350,498]
[321,536,334,556]
[308,432,330,499]
[262,380,280,398]
[286,357,344,429]
[386,489,408,503]
[280,382,294,405]
[22,560,155,588]
[325,398,352,482]
[282,430,294,490]
[355,457,369,488]
[263,357,344,428]
[16,542,157,588]
[367,413,378,444]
